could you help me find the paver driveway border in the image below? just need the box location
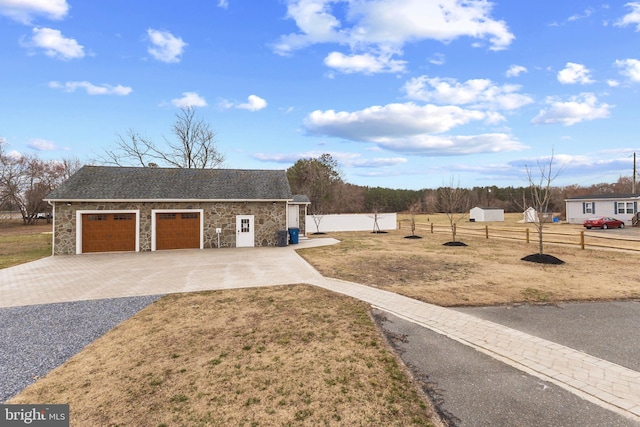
[1,238,639,423]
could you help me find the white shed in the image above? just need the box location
[469,206,504,222]
[523,207,553,223]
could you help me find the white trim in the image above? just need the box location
[47,198,292,203]
[564,196,640,202]
[76,210,140,254]
[49,201,56,255]
[151,208,204,251]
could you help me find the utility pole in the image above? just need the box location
[634,152,637,194]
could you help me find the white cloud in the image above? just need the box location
[272,0,344,55]
[372,133,526,156]
[305,103,488,139]
[506,64,527,77]
[27,138,56,151]
[324,51,406,74]
[347,157,408,168]
[607,79,620,87]
[237,95,267,111]
[615,58,640,82]
[171,92,207,108]
[616,2,640,31]
[49,81,132,95]
[429,53,446,66]
[219,95,267,111]
[147,29,187,63]
[504,153,633,181]
[252,151,407,168]
[557,62,594,84]
[403,76,533,110]
[217,0,229,9]
[23,27,84,60]
[303,102,526,156]
[348,0,514,49]
[568,8,594,22]
[0,0,68,24]
[273,0,514,74]
[531,93,612,126]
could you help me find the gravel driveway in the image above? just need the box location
[0,296,161,402]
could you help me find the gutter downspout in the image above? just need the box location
[47,200,55,255]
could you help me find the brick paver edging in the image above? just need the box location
[315,277,640,423]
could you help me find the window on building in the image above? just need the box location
[617,202,635,215]
[584,202,594,214]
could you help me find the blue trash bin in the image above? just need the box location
[288,227,300,244]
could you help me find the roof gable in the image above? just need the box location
[46,166,294,201]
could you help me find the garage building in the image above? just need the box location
[45,166,308,255]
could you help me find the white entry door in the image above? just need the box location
[288,205,299,228]
[236,215,255,247]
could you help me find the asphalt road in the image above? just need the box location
[374,300,640,427]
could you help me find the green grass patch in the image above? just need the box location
[0,233,51,269]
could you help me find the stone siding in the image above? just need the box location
[297,204,307,235]
[52,201,287,255]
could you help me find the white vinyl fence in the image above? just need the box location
[305,213,397,233]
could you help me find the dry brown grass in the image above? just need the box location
[10,286,439,427]
[298,214,640,306]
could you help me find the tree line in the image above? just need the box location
[287,154,635,217]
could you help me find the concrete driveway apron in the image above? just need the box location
[1,238,638,423]
[0,239,333,308]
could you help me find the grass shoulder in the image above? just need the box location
[10,285,441,426]
[0,221,52,269]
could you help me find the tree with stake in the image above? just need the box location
[520,152,565,264]
[404,203,422,239]
[436,176,470,246]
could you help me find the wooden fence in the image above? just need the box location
[406,221,640,252]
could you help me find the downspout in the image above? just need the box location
[285,200,290,231]
[47,200,55,255]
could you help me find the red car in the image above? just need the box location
[583,217,625,230]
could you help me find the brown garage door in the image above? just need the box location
[156,212,200,250]
[82,213,136,253]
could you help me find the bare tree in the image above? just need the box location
[0,140,79,224]
[101,107,224,169]
[370,209,383,233]
[406,202,422,238]
[436,176,470,243]
[522,152,564,256]
[310,213,324,234]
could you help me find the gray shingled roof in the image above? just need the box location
[46,166,294,201]
[292,194,311,203]
[565,193,639,201]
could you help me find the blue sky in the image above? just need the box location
[1,0,640,190]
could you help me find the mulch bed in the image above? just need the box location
[443,241,468,247]
[521,254,565,264]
